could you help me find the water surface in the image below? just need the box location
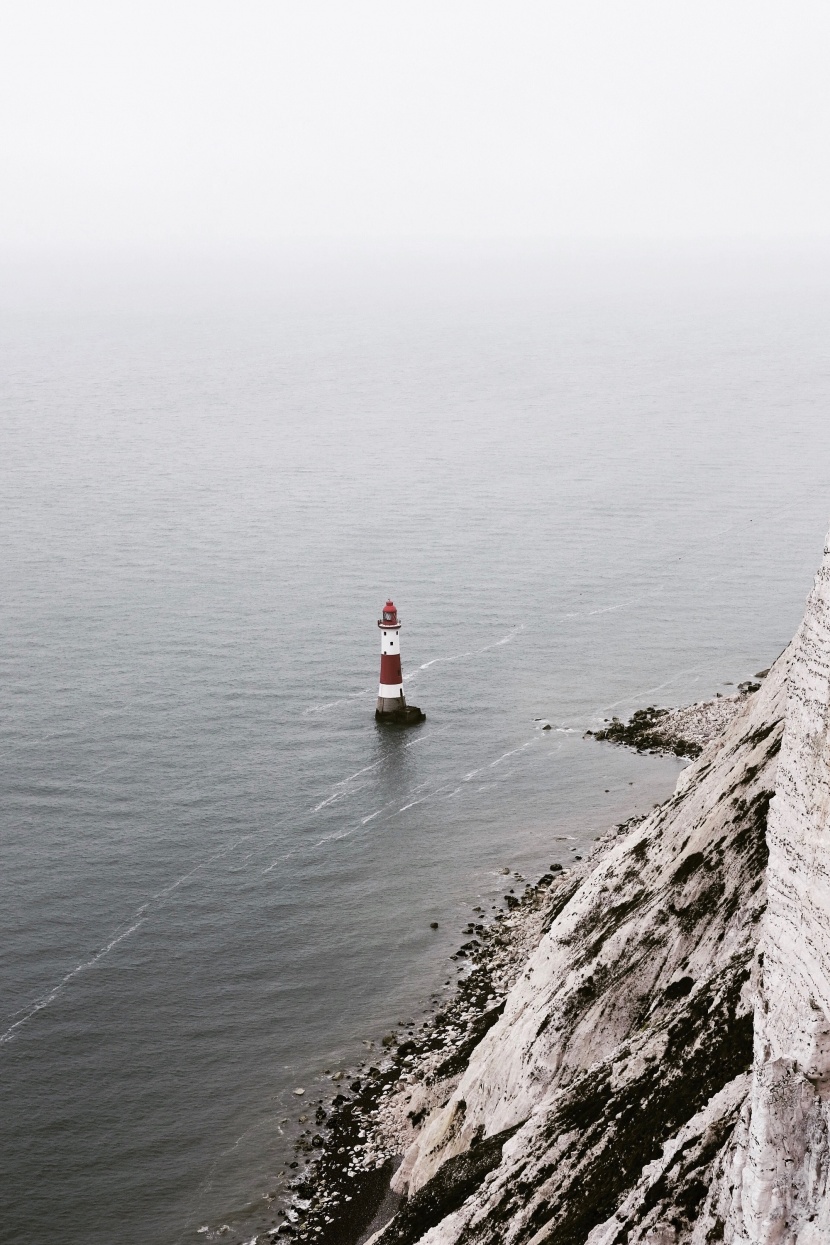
[2,246,829,1244]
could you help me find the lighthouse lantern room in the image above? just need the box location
[375,599,425,724]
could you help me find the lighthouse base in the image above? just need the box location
[375,697,426,725]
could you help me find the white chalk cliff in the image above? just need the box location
[368,531,830,1245]
[695,533,830,1245]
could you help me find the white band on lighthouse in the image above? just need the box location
[378,682,404,697]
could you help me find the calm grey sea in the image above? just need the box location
[2,246,829,1245]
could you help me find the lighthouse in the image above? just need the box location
[376,599,425,724]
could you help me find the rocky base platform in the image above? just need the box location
[375,706,426,726]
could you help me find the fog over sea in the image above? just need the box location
[2,246,830,1245]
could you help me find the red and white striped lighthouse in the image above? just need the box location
[376,599,425,723]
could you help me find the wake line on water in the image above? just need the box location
[261,735,448,872]
[554,581,668,624]
[597,666,705,717]
[405,724,451,748]
[304,687,374,715]
[479,627,524,651]
[306,624,523,712]
[267,727,547,864]
[310,755,396,813]
[405,624,524,684]
[0,836,249,1047]
[268,732,450,862]
[404,652,473,678]
[489,740,535,768]
[0,918,146,1045]
[552,667,707,736]
[5,630,523,1043]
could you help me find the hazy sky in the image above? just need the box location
[3,2,830,250]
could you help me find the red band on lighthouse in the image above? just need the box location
[379,653,403,685]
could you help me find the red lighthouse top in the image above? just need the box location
[378,599,400,628]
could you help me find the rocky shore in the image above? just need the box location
[253,672,782,1244]
[271,652,791,1245]
[254,681,752,1242]
[267,833,631,1243]
[586,678,767,758]
[229,527,830,1245]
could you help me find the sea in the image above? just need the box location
[2,243,830,1245]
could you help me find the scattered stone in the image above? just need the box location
[587,690,754,758]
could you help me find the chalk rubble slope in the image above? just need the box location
[371,643,792,1244]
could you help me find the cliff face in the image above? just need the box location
[369,644,790,1244]
[361,534,830,1245]
[694,537,830,1245]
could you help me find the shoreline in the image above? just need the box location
[270,819,641,1243]
[239,682,765,1243]
[585,681,766,758]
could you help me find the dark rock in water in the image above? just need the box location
[375,704,426,726]
[542,723,552,730]
[592,705,702,758]
[430,921,439,929]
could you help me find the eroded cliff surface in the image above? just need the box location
[693,537,830,1245]
[366,646,791,1244]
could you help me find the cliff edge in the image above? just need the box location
[354,532,830,1244]
[694,534,830,1245]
